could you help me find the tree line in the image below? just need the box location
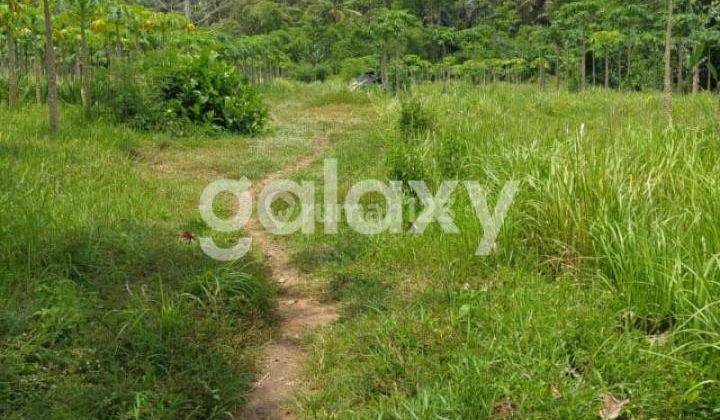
[207,0,719,95]
[1,0,718,131]
[1,0,201,132]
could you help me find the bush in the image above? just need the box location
[87,52,267,135]
[158,53,268,134]
[387,140,427,185]
[289,62,330,83]
[398,97,435,137]
[92,62,166,130]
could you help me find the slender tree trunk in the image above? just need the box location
[395,60,401,93]
[663,0,674,124]
[627,44,633,89]
[43,0,60,132]
[381,49,389,91]
[8,31,18,108]
[592,54,596,86]
[692,65,700,94]
[580,35,586,91]
[184,0,191,20]
[80,20,92,119]
[677,42,683,93]
[708,53,712,91]
[33,57,42,104]
[555,59,561,90]
[605,53,610,89]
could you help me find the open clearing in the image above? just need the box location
[3,81,720,418]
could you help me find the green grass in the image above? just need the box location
[3,81,720,418]
[0,106,278,418]
[0,81,382,418]
[287,82,720,417]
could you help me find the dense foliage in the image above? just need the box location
[204,0,720,92]
[159,53,268,133]
[0,0,268,134]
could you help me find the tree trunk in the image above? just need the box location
[33,57,42,104]
[605,53,610,89]
[692,65,700,94]
[43,0,60,132]
[708,54,712,91]
[592,54,596,86]
[184,0,191,20]
[555,59,561,90]
[627,44,633,89]
[80,21,92,119]
[676,42,683,93]
[663,0,674,124]
[8,31,18,108]
[580,35,586,91]
[381,49,389,91]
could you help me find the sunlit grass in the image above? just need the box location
[291,82,720,417]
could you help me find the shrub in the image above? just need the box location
[92,62,166,130]
[398,97,435,137]
[158,53,268,134]
[289,62,330,82]
[387,139,427,186]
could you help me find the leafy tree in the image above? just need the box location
[553,0,602,91]
[591,30,626,88]
[366,8,419,90]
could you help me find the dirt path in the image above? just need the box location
[240,134,340,419]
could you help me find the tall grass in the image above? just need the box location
[293,82,720,417]
[390,84,720,342]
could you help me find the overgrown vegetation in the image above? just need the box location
[290,83,720,417]
[3,0,720,417]
[0,0,268,134]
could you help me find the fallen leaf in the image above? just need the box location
[599,393,630,420]
[179,231,196,243]
[550,383,562,399]
[491,399,518,418]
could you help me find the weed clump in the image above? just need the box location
[398,97,435,138]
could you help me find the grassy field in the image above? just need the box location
[2,81,720,418]
[281,83,720,418]
[0,84,357,418]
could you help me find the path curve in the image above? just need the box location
[240,134,339,419]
